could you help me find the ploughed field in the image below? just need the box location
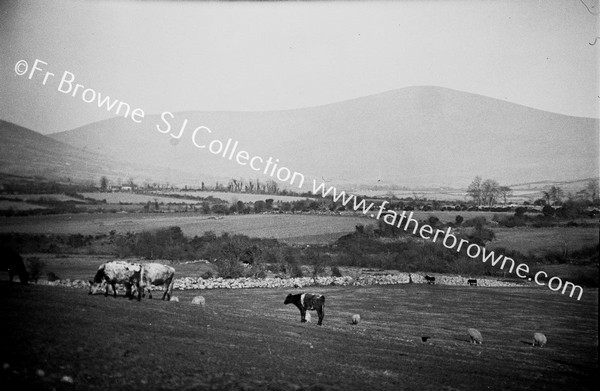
[1,282,597,390]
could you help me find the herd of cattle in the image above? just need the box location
[88,260,176,301]
[2,254,550,347]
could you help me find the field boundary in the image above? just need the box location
[30,273,524,291]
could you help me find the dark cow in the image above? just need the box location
[89,261,143,301]
[467,279,478,286]
[284,293,325,326]
[424,275,436,285]
[139,262,176,301]
[0,249,29,284]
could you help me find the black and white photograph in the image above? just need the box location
[1,0,598,389]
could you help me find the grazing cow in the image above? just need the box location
[0,249,29,284]
[424,275,436,285]
[284,293,325,326]
[467,279,478,286]
[139,263,175,301]
[89,261,143,301]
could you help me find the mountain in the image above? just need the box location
[24,86,600,189]
[0,120,217,186]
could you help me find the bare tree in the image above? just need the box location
[498,186,513,205]
[548,186,564,205]
[481,179,500,207]
[467,176,483,205]
[100,176,109,191]
[585,179,599,203]
[266,179,279,194]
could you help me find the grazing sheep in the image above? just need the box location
[468,328,483,344]
[284,293,325,326]
[191,295,206,307]
[533,332,547,347]
[351,314,361,325]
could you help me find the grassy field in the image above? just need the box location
[1,281,597,390]
[0,213,373,242]
[488,227,600,257]
[79,192,211,204]
[1,212,597,252]
[358,189,540,203]
[0,200,47,211]
[154,190,312,203]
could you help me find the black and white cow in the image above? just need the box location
[467,279,478,286]
[284,293,325,326]
[424,275,436,285]
[89,261,143,301]
[139,262,176,301]
[0,248,29,284]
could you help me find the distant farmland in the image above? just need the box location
[0,212,597,252]
[0,213,371,243]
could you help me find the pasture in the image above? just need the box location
[0,213,373,243]
[488,227,600,257]
[0,212,597,252]
[151,190,313,203]
[1,281,597,390]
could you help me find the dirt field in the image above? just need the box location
[1,280,597,391]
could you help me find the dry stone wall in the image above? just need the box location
[34,273,522,290]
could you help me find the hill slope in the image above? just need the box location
[32,86,600,188]
[0,120,213,185]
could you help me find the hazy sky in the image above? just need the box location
[1,0,598,134]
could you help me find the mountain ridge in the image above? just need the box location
[3,86,598,190]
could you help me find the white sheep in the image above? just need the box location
[351,314,361,325]
[468,328,483,344]
[533,332,547,347]
[191,295,206,307]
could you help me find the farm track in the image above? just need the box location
[1,282,597,390]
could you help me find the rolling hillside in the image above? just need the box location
[0,120,217,186]
[3,86,598,190]
[49,86,598,189]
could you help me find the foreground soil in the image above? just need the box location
[1,282,597,390]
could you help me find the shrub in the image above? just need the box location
[462,216,488,228]
[331,265,343,277]
[427,216,440,227]
[214,258,245,279]
[466,226,495,244]
[542,205,555,217]
[46,271,60,281]
[495,215,526,228]
[289,262,304,278]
